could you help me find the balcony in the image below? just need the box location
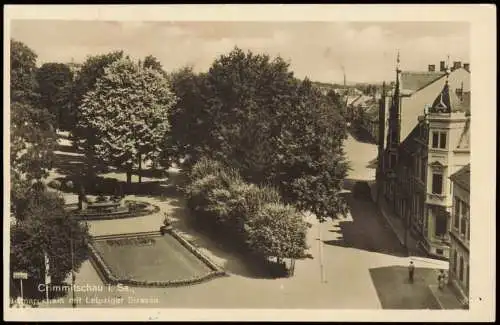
[426,192,447,204]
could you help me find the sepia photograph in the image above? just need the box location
[3,4,496,322]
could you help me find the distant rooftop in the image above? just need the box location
[400,71,446,93]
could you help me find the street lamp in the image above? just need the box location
[70,231,76,308]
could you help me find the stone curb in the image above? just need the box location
[71,200,161,221]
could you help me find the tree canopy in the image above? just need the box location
[77,57,177,183]
[36,62,74,130]
[171,47,349,221]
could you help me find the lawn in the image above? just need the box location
[93,234,213,282]
[369,266,441,309]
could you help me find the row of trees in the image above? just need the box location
[37,46,349,222]
[185,158,310,266]
[10,40,90,296]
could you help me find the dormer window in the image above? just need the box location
[431,131,447,149]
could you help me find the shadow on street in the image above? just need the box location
[369,265,442,309]
[324,180,408,258]
[348,127,377,145]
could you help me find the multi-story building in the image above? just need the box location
[448,164,470,304]
[377,57,470,259]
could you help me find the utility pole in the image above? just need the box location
[318,220,327,283]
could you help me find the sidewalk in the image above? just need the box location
[428,284,465,309]
[369,183,422,257]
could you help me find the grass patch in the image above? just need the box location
[93,234,213,282]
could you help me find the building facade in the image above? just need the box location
[377,58,470,259]
[448,164,470,304]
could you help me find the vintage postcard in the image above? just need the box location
[3,4,496,322]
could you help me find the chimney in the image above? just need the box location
[453,61,462,70]
[440,61,446,72]
[463,63,470,72]
[428,64,436,72]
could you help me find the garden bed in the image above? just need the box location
[89,232,226,287]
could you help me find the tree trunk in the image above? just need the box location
[126,164,132,186]
[138,153,142,184]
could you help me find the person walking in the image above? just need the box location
[438,270,446,289]
[408,261,415,283]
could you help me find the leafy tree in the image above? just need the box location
[177,48,349,221]
[274,79,349,221]
[166,67,211,166]
[143,54,164,72]
[10,190,90,294]
[9,41,90,299]
[196,47,296,184]
[71,51,124,178]
[246,202,309,262]
[36,63,74,130]
[77,57,177,185]
[10,40,57,214]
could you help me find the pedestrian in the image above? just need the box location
[408,261,415,283]
[438,270,445,289]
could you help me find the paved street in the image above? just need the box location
[32,132,448,309]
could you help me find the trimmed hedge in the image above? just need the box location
[185,158,309,266]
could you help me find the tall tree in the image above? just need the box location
[198,47,297,183]
[77,57,177,185]
[274,79,349,221]
[36,63,74,130]
[166,67,211,167]
[10,40,57,215]
[10,41,90,300]
[174,48,349,221]
[71,51,124,178]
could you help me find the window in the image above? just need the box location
[421,158,427,182]
[440,133,447,149]
[452,250,458,274]
[460,212,467,236]
[466,264,470,291]
[390,154,397,169]
[432,173,443,194]
[431,131,447,149]
[435,210,447,236]
[432,132,439,148]
[459,256,464,282]
[454,197,461,229]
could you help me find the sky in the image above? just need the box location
[10,20,469,84]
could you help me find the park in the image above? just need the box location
[10,39,453,310]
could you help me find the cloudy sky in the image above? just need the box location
[10,20,469,83]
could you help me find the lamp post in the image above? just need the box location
[70,233,76,308]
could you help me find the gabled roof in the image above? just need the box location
[429,79,471,114]
[400,71,446,93]
[450,164,470,191]
[430,80,452,113]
